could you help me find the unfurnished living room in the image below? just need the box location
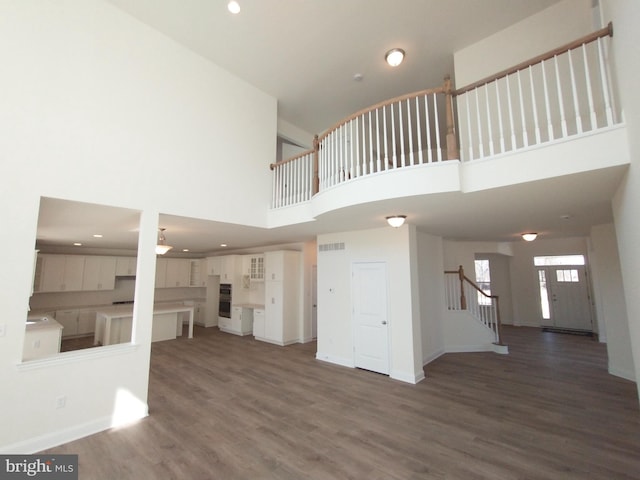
[2,0,640,479]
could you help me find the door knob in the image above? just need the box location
[381,321,387,325]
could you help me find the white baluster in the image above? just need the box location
[568,49,583,134]
[597,37,614,126]
[425,94,434,163]
[355,116,360,177]
[554,55,568,137]
[474,87,484,158]
[484,85,494,156]
[505,74,517,150]
[516,70,529,147]
[370,110,376,174]
[541,60,554,142]
[464,93,473,160]
[494,80,505,153]
[391,103,397,169]
[434,92,442,162]
[407,99,414,166]
[362,114,368,176]
[529,66,541,144]
[399,101,405,167]
[582,43,597,130]
[416,96,424,165]
[381,106,387,172]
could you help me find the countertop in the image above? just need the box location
[96,302,195,319]
[26,315,63,331]
[232,303,265,310]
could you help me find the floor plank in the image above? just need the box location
[42,326,640,479]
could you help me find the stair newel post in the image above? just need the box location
[312,134,320,195]
[444,75,459,160]
[458,265,467,310]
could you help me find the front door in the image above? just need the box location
[542,265,593,331]
[352,262,389,374]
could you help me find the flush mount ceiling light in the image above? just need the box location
[156,228,173,255]
[386,215,407,228]
[385,48,405,67]
[522,232,538,242]
[227,1,240,14]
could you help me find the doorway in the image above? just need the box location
[352,262,389,374]
[535,255,593,332]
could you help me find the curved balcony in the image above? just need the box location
[270,23,626,220]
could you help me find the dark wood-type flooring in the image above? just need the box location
[43,326,640,479]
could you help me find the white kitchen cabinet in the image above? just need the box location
[55,309,79,337]
[115,256,137,276]
[249,255,265,282]
[220,306,253,336]
[165,258,191,288]
[220,255,241,284]
[82,256,116,291]
[206,256,222,276]
[258,251,301,345]
[253,308,265,338]
[56,308,96,338]
[189,259,206,287]
[35,255,85,293]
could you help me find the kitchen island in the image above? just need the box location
[94,303,194,346]
[23,315,64,361]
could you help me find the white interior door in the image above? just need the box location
[547,265,593,331]
[352,262,389,375]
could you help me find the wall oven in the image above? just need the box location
[219,283,232,318]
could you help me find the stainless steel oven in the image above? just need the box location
[219,283,232,318]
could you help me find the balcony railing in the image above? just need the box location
[270,23,617,208]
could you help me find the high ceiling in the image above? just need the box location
[36,0,626,255]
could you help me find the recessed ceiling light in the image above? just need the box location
[220,243,228,247]
[385,48,405,67]
[73,242,82,246]
[93,234,103,238]
[353,73,364,82]
[182,249,190,252]
[227,1,240,14]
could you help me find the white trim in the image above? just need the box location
[608,365,636,383]
[390,370,425,384]
[16,343,140,372]
[315,352,354,368]
[445,344,496,353]
[1,409,148,454]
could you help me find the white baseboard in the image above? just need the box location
[1,408,149,454]
[609,365,636,382]
[445,344,495,353]
[315,352,354,368]
[390,370,425,384]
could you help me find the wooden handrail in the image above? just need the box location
[445,265,504,344]
[317,84,447,143]
[270,147,315,170]
[454,22,613,96]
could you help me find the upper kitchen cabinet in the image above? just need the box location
[189,259,207,287]
[165,258,191,288]
[82,256,117,291]
[249,255,265,282]
[34,254,85,293]
[115,256,137,276]
[220,255,241,284]
[206,256,222,276]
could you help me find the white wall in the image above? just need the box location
[454,0,594,87]
[316,225,424,383]
[477,253,515,325]
[601,0,640,395]
[416,232,445,364]
[0,0,276,451]
[589,224,634,380]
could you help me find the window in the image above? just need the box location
[556,269,579,282]
[474,259,491,305]
[534,255,585,266]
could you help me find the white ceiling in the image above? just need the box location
[36,0,626,255]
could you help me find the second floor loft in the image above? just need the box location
[269,23,629,227]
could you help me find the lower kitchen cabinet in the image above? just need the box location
[252,309,265,338]
[219,306,253,336]
[56,309,96,338]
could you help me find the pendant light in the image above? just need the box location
[156,228,173,255]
